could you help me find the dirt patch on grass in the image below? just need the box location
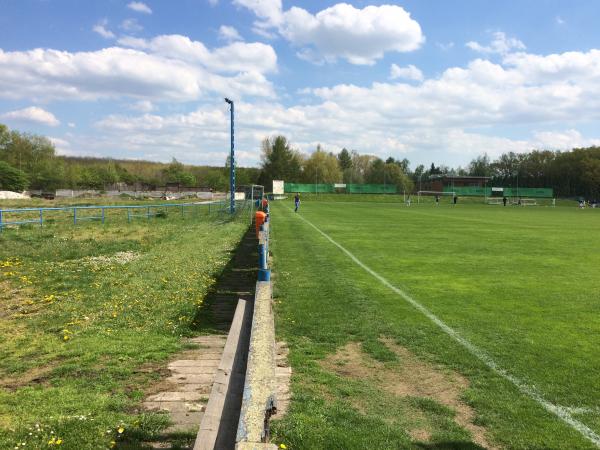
[83,251,140,266]
[0,364,54,391]
[0,281,36,319]
[321,340,496,449]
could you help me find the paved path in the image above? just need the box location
[142,227,258,449]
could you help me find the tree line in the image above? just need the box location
[1,124,599,198]
[257,136,414,193]
[0,124,260,192]
[259,135,600,198]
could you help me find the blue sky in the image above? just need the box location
[1,0,600,169]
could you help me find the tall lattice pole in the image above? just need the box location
[225,98,235,214]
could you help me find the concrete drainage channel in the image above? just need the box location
[194,214,284,450]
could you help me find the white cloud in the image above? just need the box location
[127,2,152,14]
[0,106,60,126]
[532,129,600,149]
[556,16,565,25]
[91,46,600,165]
[233,0,283,25]
[219,25,243,42]
[68,122,76,128]
[466,31,526,55]
[208,0,219,5]
[389,64,423,81]
[118,34,277,74]
[93,19,115,39]
[0,37,277,102]
[121,18,143,33]
[235,2,424,65]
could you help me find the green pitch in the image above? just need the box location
[269,199,600,449]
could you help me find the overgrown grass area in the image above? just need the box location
[0,212,248,449]
[270,199,600,449]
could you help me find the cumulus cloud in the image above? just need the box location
[466,31,525,55]
[127,2,152,14]
[93,19,115,39]
[88,45,600,165]
[218,25,243,42]
[117,34,277,74]
[0,106,60,126]
[389,64,423,81]
[0,36,277,102]
[234,1,424,65]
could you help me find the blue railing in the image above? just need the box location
[0,200,250,232]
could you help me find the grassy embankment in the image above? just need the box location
[270,199,600,449]
[0,204,249,449]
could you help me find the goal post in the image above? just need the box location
[417,191,456,204]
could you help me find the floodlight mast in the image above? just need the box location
[224,98,235,214]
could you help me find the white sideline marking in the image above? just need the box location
[288,207,600,447]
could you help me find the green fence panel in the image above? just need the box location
[284,183,335,193]
[347,184,397,194]
[442,186,553,197]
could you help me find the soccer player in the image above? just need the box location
[435,195,439,206]
[294,193,300,212]
[503,196,507,206]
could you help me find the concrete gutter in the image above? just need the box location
[194,298,252,450]
[235,281,277,448]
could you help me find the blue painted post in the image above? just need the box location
[258,243,267,270]
[73,208,77,225]
[0,209,3,233]
[127,208,131,223]
[147,206,150,220]
[40,209,43,228]
[101,208,105,224]
[181,204,184,218]
[225,98,235,214]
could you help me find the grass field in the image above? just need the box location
[0,208,248,449]
[269,198,600,449]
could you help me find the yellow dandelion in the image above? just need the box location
[117,426,124,434]
[55,438,63,445]
[280,444,287,449]
[63,335,70,341]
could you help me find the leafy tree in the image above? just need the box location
[468,154,492,177]
[0,161,29,191]
[302,146,342,184]
[259,136,303,190]
[338,148,352,170]
[162,158,196,187]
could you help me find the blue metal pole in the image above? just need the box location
[73,208,77,225]
[225,98,235,214]
[40,209,43,228]
[0,210,3,233]
[101,207,105,224]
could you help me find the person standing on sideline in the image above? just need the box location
[435,195,440,206]
[453,195,458,205]
[294,193,300,212]
[406,195,411,207]
[503,196,507,206]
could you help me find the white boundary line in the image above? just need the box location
[287,207,600,447]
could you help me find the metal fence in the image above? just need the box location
[0,200,252,232]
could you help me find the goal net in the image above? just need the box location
[417,191,456,204]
